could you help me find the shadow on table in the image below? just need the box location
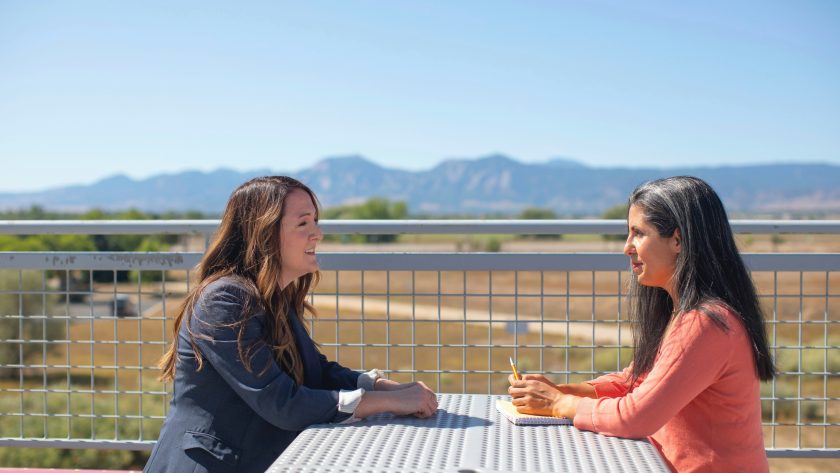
[322,408,493,429]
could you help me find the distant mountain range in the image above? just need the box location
[2,155,840,216]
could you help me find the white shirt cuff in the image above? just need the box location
[337,388,366,424]
[357,368,384,391]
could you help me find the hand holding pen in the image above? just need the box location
[507,360,592,418]
[509,357,521,381]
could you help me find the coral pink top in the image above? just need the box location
[574,306,768,473]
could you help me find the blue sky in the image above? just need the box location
[1,1,838,192]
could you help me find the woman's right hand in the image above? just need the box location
[388,381,438,417]
[512,373,555,386]
[554,382,597,398]
[374,379,426,392]
[354,381,438,419]
[508,373,597,398]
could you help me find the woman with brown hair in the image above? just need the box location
[144,176,437,473]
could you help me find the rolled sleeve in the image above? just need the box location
[573,397,598,432]
[335,369,383,424]
[337,388,366,424]
[356,369,383,391]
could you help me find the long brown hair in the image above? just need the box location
[158,176,320,384]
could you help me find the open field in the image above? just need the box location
[324,233,840,254]
[2,235,839,470]
[4,267,838,431]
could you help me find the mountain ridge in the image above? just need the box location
[2,156,838,215]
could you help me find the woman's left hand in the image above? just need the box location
[508,378,581,418]
[374,378,421,392]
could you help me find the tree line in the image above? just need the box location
[1,200,631,251]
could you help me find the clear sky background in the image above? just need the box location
[1,1,838,192]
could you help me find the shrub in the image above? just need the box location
[0,271,65,380]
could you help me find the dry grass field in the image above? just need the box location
[2,234,839,470]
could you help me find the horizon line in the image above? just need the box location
[3,155,839,194]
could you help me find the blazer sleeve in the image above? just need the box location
[189,281,350,430]
[574,311,733,438]
[317,352,362,390]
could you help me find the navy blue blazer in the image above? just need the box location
[144,277,361,473]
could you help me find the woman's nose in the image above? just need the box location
[623,235,633,256]
[312,224,323,241]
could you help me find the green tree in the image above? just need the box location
[0,234,97,302]
[518,208,557,220]
[84,208,148,252]
[80,208,175,282]
[2,205,178,283]
[601,204,629,241]
[159,209,206,220]
[0,271,64,380]
[38,235,98,301]
[601,204,628,219]
[39,234,97,251]
[0,234,96,252]
[516,207,561,240]
[770,234,784,251]
[129,237,167,283]
[0,235,48,251]
[322,198,408,243]
[484,237,502,252]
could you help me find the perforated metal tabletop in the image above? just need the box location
[266,393,670,473]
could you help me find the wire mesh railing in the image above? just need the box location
[0,220,838,458]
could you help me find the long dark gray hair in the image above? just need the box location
[626,176,775,384]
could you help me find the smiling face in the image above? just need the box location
[624,204,681,298]
[279,188,322,289]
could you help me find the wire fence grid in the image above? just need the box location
[0,220,838,458]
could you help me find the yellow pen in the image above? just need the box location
[509,356,521,381]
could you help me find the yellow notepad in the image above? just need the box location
[495,399,572,425]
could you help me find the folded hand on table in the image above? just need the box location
[355,380,438,419]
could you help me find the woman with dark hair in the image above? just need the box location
[509,176,774,472]
[145,176,437,473]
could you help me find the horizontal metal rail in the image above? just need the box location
[765,449,840,458]
[3,251,840,271]
[2,219,840,235]
[0,251,200,270]
[0,438,154,451]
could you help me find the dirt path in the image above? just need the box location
[310,296,625,344]
[134,281,626,344]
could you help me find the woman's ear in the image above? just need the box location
[671,228,682,254]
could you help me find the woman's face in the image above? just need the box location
[279,188,323,288]
[623,205,681,295]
